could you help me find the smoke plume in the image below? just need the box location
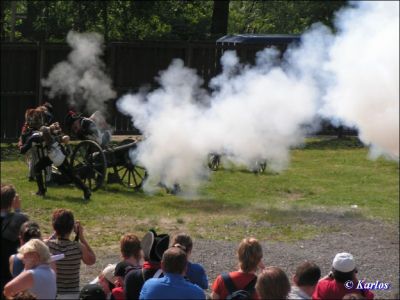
[117,2,399,193]
[41,31,116,114]
[321,1,399,159]
[118,51,320,193]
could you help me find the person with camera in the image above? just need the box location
[20,121,91,200]
[45,208,96,299]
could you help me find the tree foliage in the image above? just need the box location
[229,1,347,34]
[1,0,348,42]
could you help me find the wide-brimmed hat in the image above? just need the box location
[332,252,356,273]
[141,229,170,262]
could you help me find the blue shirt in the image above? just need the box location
[28,264,57,299]
[139,273,205,300]
[186,261,208,289]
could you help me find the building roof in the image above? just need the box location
[216,34,301,45]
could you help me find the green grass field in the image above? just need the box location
[1,137,398,247]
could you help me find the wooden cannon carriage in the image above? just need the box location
[70,138,147,191]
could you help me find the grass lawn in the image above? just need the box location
[1,137,398,247]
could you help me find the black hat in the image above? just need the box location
[79,284,106,300]
[141,230,170,262]
[114,261,132,277]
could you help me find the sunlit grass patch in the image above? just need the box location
[1,136,398,246]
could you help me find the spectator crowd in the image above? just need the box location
[1,183,382,300]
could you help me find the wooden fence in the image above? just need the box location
[0,40,277,141]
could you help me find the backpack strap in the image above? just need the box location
[153,269,163,278]
[221,273,257,295]
[141,268,146,282]
[243,276,257,293]
[221,272,237,295]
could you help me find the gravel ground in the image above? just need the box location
[80,214,399,299]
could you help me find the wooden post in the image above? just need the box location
[103,1,109,43]
[185,42,193,68]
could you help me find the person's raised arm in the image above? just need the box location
[76,221,96,265]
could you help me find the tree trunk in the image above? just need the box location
[0,0,6,40]
[10,1,16,41]
[210,0,230,37]
[102,1,109,42]
[74,0,84,32]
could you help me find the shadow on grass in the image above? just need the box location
[158,197,243,213]
[1,145,25,162]
[250,206,365,225]
[39,193,88,204]
[235,169,279,176]
[190,206,369,242]
[301,136,364,150]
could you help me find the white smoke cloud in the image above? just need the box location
[321,1,399,159]
[118,50,320,193]
[117,1,399,194]
[41,31,116,114]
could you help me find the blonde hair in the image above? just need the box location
[237,238,263,272]
[18,239,51,264]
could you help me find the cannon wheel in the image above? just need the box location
[256,160,267,173]
[70,140,106,191]
[113,139,147,190]
[208,153,221,171]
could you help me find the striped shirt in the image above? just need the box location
[46,239,82,294]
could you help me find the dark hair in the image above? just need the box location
[114,261,132,277]
[107,280,115,291]
[52,208,75,237]
[20,221,41,243]
[162,247,187,274]
[295,261,321,286]
[1,184,16,209]
[342,293,366,300]
[79,283,106,300]
[172,233,193,253]
[120,233,141,260]
[256,266,291,300]
[332,269,356,283]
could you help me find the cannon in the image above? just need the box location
[208,153,267,173]
[70,138,147,191]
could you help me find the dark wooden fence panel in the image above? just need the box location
[40,44,71,127]
[190,43,218,86]
[1,41,299,141]
[1,95,37,139]
[1,44,38,94]
[1,44,39,139]
[109,42,188,134]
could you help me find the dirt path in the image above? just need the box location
[80,216,399,299]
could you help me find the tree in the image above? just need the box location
[229,1,347,34]
[210,0,230,38]
[1,0,348,42]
